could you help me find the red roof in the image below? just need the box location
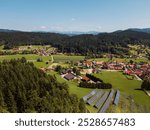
[82,76,90,81]
[125,70,132,75]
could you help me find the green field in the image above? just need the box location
[0,54,52,68]
[48,70,150,113]
[0,54,85,68]
[53,55,85,63]
[93,71,150,110]
[0,54,49,61]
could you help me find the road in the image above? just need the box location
[51,55,54,63]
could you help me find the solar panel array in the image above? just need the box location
[98,89,115,113]
[94,91,109,108]
[114,90,120,105]
[82,89,120,113]
[87,90,103,105]
[83,89,97,102]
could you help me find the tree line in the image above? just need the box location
[79,82,112,89]
[79,74,112,89]
[141,78,150,90]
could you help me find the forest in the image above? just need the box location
[0,58,86,113]
[0,30,150,55]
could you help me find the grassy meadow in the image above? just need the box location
[53,54,85,63]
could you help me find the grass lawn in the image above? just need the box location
[0,54,49,61]
[93,71,150,108]
[33,62,50,68]
[48,70,93,98]
[53,55,85,63]
[89,58,110,62]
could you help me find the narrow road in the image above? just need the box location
[51,55,54,63]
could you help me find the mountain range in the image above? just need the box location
[128,28,150,34]
[1,28,150,35]
[0,29,20,32]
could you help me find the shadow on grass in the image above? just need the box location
[134,88,143,91]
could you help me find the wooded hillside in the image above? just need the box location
[0,30,150,55]
[0,58,86,113]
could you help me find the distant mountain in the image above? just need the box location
[32,30,100,36]
[2,28,150,35]
[0,29,20,32]
[51,31,101,36]
[128,28,150,34]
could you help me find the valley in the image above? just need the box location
[0,44,150,113]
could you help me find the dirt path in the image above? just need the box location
[51,55,54,63]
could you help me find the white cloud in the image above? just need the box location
[40,26,47,29]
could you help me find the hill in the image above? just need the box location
[0,29,20,32]
[129,28,150,34]
[0,30,150,55]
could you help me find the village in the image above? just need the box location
[41,58,150,82]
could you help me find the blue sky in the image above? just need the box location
[0,0,150,32]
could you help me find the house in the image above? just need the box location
[80,69,93,74]
[81,76,90,82]
[96,61,104,65]
[83,60,93,68]
[134,70,143,76]
[124,70,132,75]
[64,73,75,80]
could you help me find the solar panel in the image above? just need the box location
[114,90,120,105]
[87,90,103,105]
[98,89,115,113]
[94,91,109,108]
[83,89,97,102]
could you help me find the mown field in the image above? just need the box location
[0,54,85,68]
[0,54,51,68]
[53,55,85,63]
